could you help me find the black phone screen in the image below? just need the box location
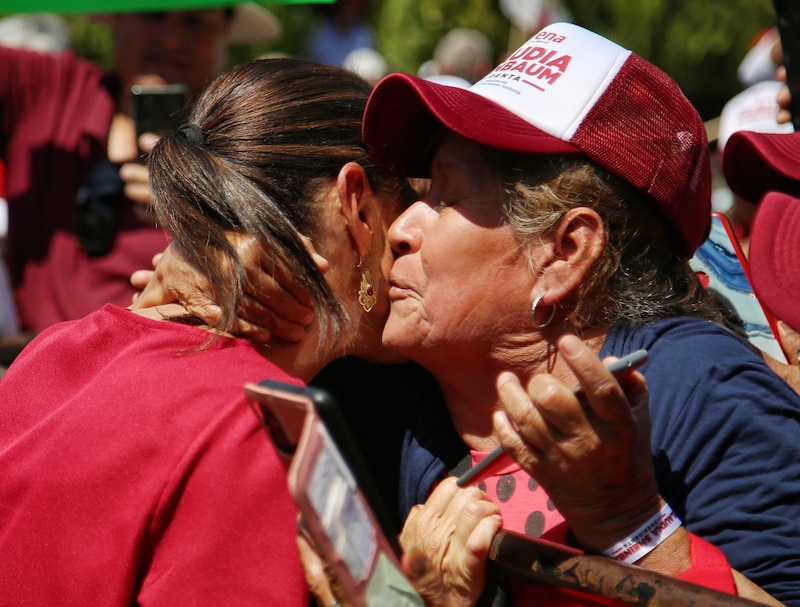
[130,83,189,139]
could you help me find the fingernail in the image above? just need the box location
[559,334,583,359]
[496,371,515,387]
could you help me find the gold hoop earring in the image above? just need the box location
[358,265,376,312]
[530,294,555,329]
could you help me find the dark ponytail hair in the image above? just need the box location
[149,58,412,348]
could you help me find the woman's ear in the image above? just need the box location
[337,162,375,259]
[533,207,605,305]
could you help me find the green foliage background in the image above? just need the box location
[371,0,777,119]
[3,0,778,120]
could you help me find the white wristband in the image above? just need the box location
[601,502,682,564]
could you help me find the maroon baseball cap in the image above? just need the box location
[723,130,800,205]
[749,191,800,332]
[363,22,711,254]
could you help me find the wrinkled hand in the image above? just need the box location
[494,333,658,554]
[130,243,202,312]
[399,478,502,607]
[231,231,314,342]
[130,235,313,342]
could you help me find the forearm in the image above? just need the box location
[637,527,783,605]
[585,500,782,604]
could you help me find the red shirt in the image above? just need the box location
[0,47,169,332]
[470,451,736,605]
[0,305,308,605]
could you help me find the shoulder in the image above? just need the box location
[6,305,300,417]
[0,47,98,79]
[604,316,750,352]
[604,317,800,419]
[0,48,110,128]
[603,317,775,377]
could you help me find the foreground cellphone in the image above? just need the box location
[690,212,787,362]
[245,380,423,607]
[457,349,648,488]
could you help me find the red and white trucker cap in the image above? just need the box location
[363,22,711,254]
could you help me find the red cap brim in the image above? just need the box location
[723,130,800,204]
[362,73,578,176]
[749,191,800,332]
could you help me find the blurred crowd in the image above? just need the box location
[1,2,799,606]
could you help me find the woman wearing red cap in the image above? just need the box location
[135,24,798,607]
[359,22,798,606]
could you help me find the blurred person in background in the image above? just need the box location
[342,46,388,86]
[0,11,73,369]
[723,128,800,394]
[715,79,793,254]
[738,26,782,87]
[418,27,494,88]
[304,0,375,68]
[0,3,279,373]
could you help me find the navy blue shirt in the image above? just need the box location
[316,317,800,604]
[600,317,800,604]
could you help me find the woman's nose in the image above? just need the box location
[387,201,426,257]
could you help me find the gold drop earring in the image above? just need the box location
[358,259,376,312]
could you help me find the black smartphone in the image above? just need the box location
[773,0,800,130]
[130,83,189,140]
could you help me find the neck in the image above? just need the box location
[251,341,329,384]
[250,320,339,383]
[425,325,609,452]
